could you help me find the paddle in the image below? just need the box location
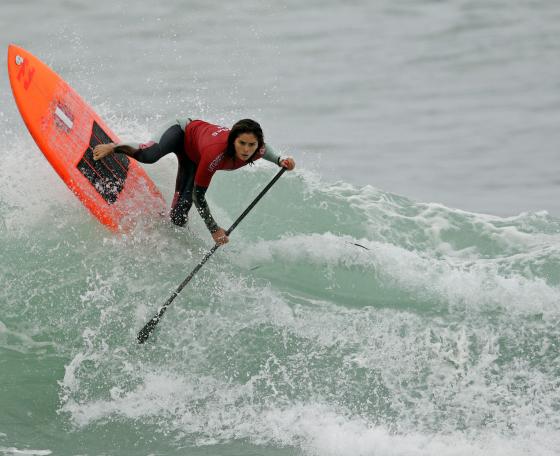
[137,167,287,344]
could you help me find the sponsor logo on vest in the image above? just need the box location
[211,127,229,137]
[208,153,225,172]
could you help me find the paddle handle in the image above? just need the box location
[137,167,287,344]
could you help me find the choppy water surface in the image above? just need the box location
[1,1,560,455]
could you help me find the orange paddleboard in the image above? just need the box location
[7,44,166,231]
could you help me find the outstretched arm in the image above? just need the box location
[192,185,229,245]
[263,144,296,170]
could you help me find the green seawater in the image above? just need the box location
[1,157,559,455]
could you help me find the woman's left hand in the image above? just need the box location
[280,157,296,171]
[212,227,229,245]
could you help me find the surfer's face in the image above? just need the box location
[234,133,259,161]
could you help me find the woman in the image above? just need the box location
[93,118,296,245]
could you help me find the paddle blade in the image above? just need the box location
[137,314,160,344]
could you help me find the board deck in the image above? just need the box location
[7,44,166,231]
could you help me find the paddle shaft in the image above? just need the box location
[137,167,287,344]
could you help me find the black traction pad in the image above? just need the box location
[77,121,130,204]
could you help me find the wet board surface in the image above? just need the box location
[7,44,166,231]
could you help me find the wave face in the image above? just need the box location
[1,125,559,455]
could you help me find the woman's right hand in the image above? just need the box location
[212,228,229,245]
[93,143,115,161]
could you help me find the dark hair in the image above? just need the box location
[226,119,265,163]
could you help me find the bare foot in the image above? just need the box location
[93,143,115,161]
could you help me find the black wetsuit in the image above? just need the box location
[115,120,281,232]
[123,123,196,227]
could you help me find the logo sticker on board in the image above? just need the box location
[54,104,74,132]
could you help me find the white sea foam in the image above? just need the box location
[59,368,560,456]
[0,320,56,354]
[57,264,559,455]
[0,133,76,232]
[233,232,560,315]
[0,447,52,456]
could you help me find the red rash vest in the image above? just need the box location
[184,120,265,188]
